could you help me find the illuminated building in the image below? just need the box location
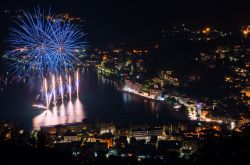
[242,26,250,38]
[202,27,210,34]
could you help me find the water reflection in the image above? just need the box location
[33,98,85,130]
[122,92,162,112]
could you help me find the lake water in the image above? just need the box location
[0,69,181,130]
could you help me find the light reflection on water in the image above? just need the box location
[32,98,85,130]
[0,69,178,131]
[123,92,162,112]
[0,69,180,132]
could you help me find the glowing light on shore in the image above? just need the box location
[242,26,250,36]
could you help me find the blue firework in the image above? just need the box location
[5,8,86,79]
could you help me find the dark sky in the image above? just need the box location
[1,0,250,26]
[1,0,250,46]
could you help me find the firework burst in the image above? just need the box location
[5,8,86,80]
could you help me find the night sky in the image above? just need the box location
[1,0,250,45]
